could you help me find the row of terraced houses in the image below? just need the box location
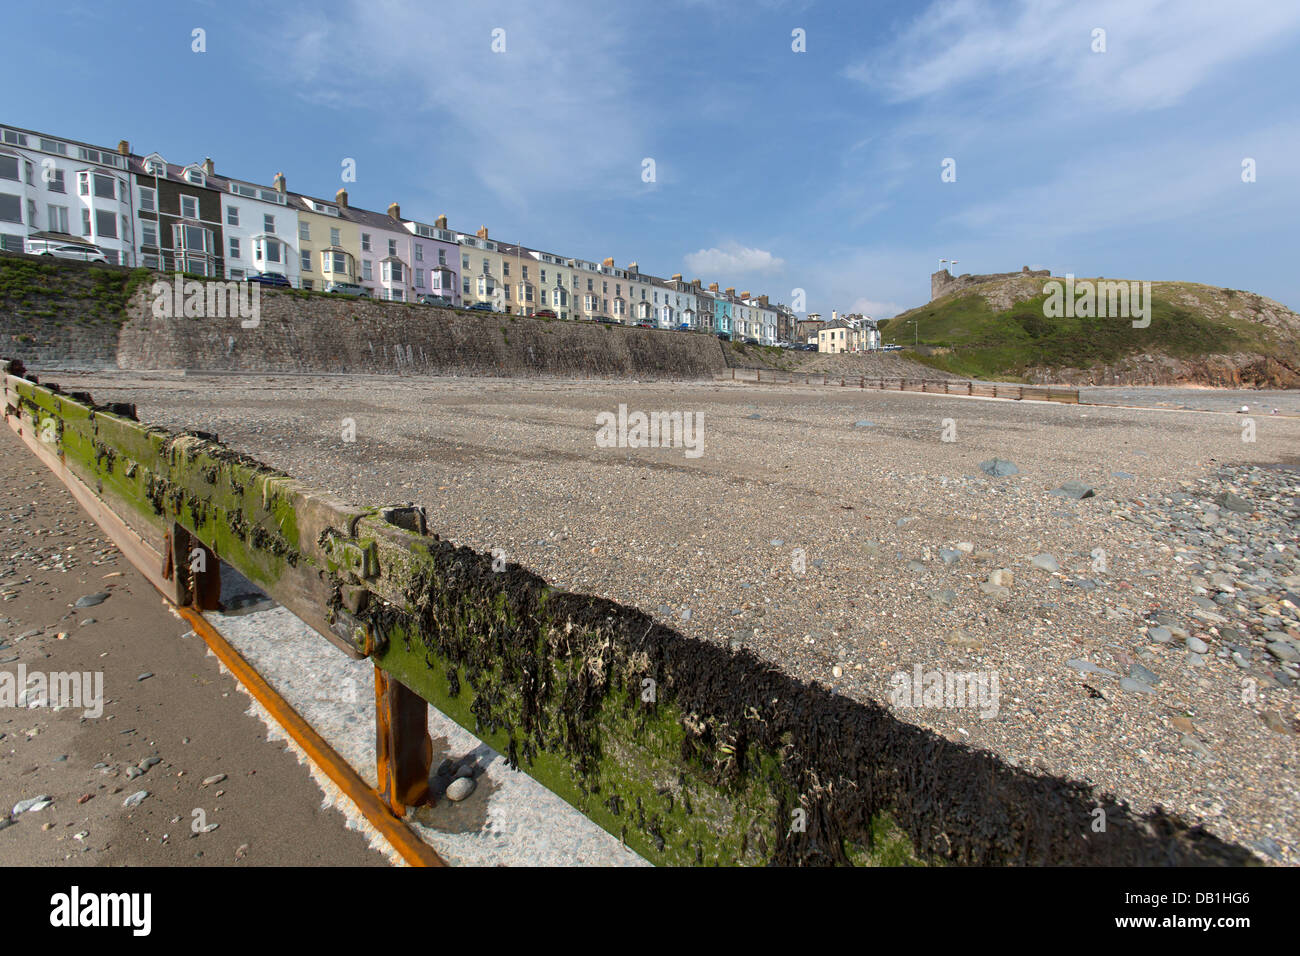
[0,123,796,343]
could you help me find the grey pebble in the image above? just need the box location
[1050,481,1096,500]
[1120,677,1156,694]
[13,795,52,815]
[979,458,1019,477]
[74,593,110,608]
[1067,659,1120,678]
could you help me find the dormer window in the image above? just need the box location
[184,168,205,186]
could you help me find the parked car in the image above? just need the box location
[467,301,495,312]
[25,238,107,263]
[534,309,558,318]
[247,271,291,288]
[743,336,760,345]
[324,281,370,298]
[595,316,617,324]
[716,331,732,341]
[635,321,654,328]
[417,294,453,307]
[676,323,692,332]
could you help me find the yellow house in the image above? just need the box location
[527,246,577,319]
[457,225,509,310]
[292,188,361,291]
[818,321,852,353]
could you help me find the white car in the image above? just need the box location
[26,238,108,263]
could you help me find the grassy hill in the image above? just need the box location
[882,276,1300,387]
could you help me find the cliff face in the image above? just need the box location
[1026,353,1300,389]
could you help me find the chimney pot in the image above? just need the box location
[335,188,349,207]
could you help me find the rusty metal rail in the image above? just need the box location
[1,359,1252,866]
[721,368,1080,403]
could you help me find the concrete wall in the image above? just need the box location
[116,286,729,379]
[0,254,730,379]
[0,251,135,369]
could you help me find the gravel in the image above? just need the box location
[49,371,1300,863]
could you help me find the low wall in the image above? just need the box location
[0,254,730,379]
[117,283,728,379]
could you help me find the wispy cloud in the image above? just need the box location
[683,243,786,276]
[846,0,1300,111]
[264,0,649,207]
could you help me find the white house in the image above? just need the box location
[209,168,299,283]
[0,123,136,264]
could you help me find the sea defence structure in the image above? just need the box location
[0,253,727,379]
[1,359,1253,865]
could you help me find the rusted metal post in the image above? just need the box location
[375,667,432,816]
[168,523,221,611]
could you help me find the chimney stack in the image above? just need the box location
[740,290,750,299]
[117,140,130,156]
[832,310,838,322]
[671,273,682,282]
[202,157,215,176]
[335,188,349,208]
[435,214,447,229]
[387,202,401,220]
[273,172,286,193]
[725,287,735,296]
[709,282,719,292]
[477,225,489,239]
[692,278,702,288]
[627,262,638,274]
[602,257,614,267]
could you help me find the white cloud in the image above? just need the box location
[682,243,785,276]
[847,0,1300,112]
[262,0,647,207]
[849,298,905,319]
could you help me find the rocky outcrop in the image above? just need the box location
[1026,352,1300,389]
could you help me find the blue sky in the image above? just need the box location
[7,0,1300,316]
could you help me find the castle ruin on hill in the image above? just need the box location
[931,265,1050,301]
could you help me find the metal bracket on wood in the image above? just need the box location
[374,667,432,816]
[166,523,222,611]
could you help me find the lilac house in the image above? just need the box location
[398,211,461,306]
